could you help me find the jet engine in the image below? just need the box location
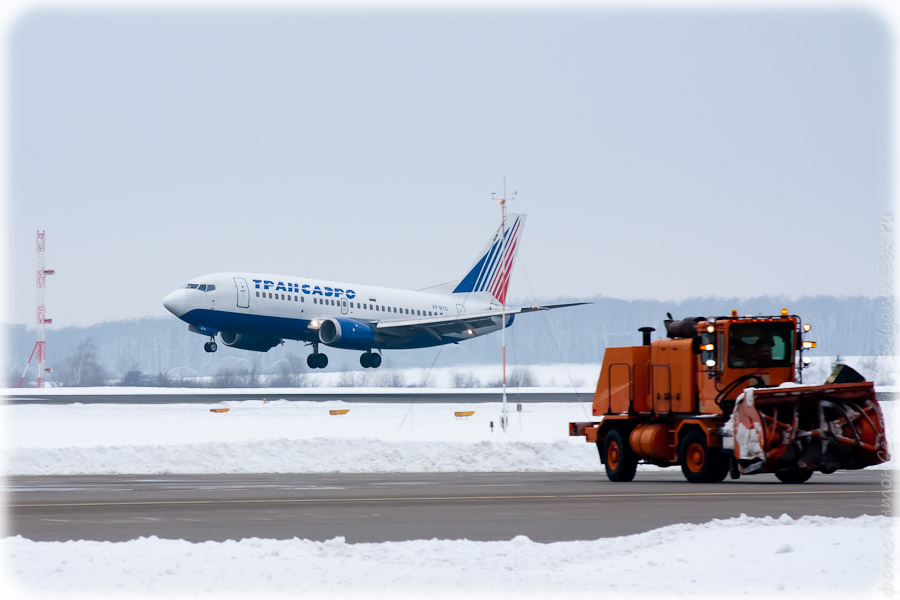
[318,318,376,350]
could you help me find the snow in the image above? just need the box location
[2,400,597,475]
[2,398,895,475]
[2,514,894,599]
[2,391,896,598]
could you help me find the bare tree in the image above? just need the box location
[487,367,535,388]
[508,367,536,387]
[375,371,406,387]
[119,365,151,387]
[451,371,479,388]
[213,367,250,388]
[271,353,308,387]
[56,338,107,386]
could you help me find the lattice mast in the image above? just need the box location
[18,230,54,388]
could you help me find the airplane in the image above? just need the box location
[162,213,585,369]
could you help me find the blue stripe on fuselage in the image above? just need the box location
[178,309,316,342]
[177,309,515,351]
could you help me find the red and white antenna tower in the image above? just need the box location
[494,178,517,433]
[17,230,54,388]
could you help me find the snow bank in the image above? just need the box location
[2,400,600,475]
[2,514,893,599]
[3,400,894,475]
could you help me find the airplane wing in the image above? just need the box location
[374,302,589,341]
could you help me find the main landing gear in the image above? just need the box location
[360,351,382,369]
[203,338,217,353]
[307,343,328,369]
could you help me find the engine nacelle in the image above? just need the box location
[318,318,376,351]
[219,331,281,352]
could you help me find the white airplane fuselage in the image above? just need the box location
[163,272,509,353]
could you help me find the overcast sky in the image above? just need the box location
[4,6,892,327]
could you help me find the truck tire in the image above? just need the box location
[775,468,813,484]
[603,429,638,482]
[679,430,724,483]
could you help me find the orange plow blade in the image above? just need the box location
[732,382,889,475]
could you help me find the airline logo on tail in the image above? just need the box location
[452,214,525,305]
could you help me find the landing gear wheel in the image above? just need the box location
[204,341,217,353]
[360,352,382,369]
[775,468,813,484]
[602,429,637,482]
[307,353,328,369]
[679,430,724,483]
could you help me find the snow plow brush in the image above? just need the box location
[730,379,889,481]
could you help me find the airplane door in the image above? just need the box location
[234,277,250,308]
[341,298,349,315]
[456,304,466,315]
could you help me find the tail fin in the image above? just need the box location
[451,213,526,304]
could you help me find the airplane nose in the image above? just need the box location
[163,289,187,317]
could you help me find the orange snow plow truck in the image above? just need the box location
[569,310,889,483]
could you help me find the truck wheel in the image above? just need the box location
[712,453,730,482]
[775,469,813,483]
[679,430,721,483]
[603,429,637,482]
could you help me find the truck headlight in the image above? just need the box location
[706,359,716,368]
[803,323,811,332]
[802,356,812,366]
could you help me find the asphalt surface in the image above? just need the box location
[6,470,891,543]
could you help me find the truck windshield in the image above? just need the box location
[728,322,794,368]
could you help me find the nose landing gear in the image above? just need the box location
[360,351,382,369]
[203,338,218,353]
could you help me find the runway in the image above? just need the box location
[6,470,891,543]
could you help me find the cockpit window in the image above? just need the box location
[185,283,215,292]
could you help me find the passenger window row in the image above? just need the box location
[252,291,442,317]
[256,291,302,302]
